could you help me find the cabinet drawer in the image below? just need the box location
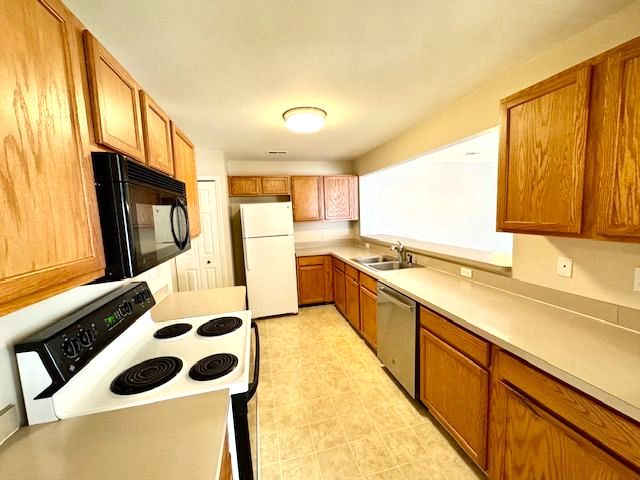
[493,350,640,470]
[359,272,377,293]
[420,307,490,368]
[333,258,345,272]
[297,255,326,267]
[345,264,360,281]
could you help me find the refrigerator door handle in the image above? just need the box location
[243,238,251,271]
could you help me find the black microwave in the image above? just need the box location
[92,152,190,281]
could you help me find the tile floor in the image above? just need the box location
[255,305,485,480]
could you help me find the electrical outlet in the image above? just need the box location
[365,242,370,249]
[460,267,473,278]
[556,256,573,278]
[634,267,640,292]
[322,228,327,235]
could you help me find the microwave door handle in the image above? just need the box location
[178,199,190,249]
[169,203,181,248]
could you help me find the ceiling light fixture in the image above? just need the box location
[282,106,327,133]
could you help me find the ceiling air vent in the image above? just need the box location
[267,151,288,155]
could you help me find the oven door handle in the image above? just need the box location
[244,321,260,401]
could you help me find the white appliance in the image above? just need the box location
[240,202,298,318]
[14,282,259,480]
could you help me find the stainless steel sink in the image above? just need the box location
[352,255,423,271]
[352,255,396,265]
[368,261,422,271]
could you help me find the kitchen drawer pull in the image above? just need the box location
[378,287,414,311]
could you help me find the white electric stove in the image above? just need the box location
[14,282,259,480]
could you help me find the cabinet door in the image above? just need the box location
[262,176,290,195]
[359,286,377,349]
[140,91,173,175]
[1,0,105,316]
[323,175,359,220]
[421,329,489,469]
[291,176,324,221]
[599,42,640,238]
[490,382,640,480]
[324,257,334,302]
[497,66,591,234]
[333,266,346,315]
[345,276,360,330]
[228,176,262,196]
[83,31,145,161]
[297,263,326,305]
[171,123,200,237]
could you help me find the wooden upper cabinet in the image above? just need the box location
[497,65,591,234]
[171,123,200,237]
[324,176,359,220]
[83,31,145,161]
[262,176,290,195]
[229,176,262,196]
[140,91,173,175]
[291,176,324,221]
[0,0,105,316]
[599,41,640,238]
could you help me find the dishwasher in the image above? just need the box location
[376,283,418,398]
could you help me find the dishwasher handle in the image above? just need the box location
[377,285,415,311]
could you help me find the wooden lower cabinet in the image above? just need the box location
[420,329,489,469]
[489,350,640,479]
[359,280,377,350]
[345,275,360,330]
[219,433,232,480]
[297,256,333,305]
[333,263,346,315]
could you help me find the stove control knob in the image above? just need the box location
[78,328,96,347]
[61,338,81,358]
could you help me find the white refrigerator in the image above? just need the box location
[240,202,299,319]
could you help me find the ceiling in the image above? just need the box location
[66,0,633,161]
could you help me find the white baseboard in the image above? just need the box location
[0,405,20,445]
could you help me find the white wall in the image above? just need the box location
[0,262,174,425]
[354,1,640,310]
[195,149,235,286]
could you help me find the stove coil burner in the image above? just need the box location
[153,323,193,339]
[196,316,243,337]
[110,356,183,395]
[189,353,238,381]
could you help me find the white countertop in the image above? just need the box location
[297,245,640,422]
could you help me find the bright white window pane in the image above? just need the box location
[360,128,512,254]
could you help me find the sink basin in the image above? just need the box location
[352,255,396,265]
[368,261,422,271]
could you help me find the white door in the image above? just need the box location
[175,179,224,291]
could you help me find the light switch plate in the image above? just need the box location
[460,267,473,278]
[557,256,573,278]
[634,267,640,292]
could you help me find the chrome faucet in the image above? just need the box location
[390,241,406,262]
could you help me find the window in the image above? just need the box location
[360,128,512,254]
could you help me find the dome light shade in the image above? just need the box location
[282,107,327,133]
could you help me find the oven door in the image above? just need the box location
[125,182,190,274]
[231,322,260,480]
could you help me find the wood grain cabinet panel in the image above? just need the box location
[323,175,359,220]
[171,123,200,237]
[599,42,640,238]
[490,375,640,479]
[421,329,489,469]
[0,0,105,316]
[140,91,173,175]
[291,176,324,221]
[345,276,360,330]
[228,176,262,196]
[359,285,377,349]
[497,65,591,234]
[83,31,145,161]
[261,176,290,195]
[333,265,346,315]
[297,263,326,305]
[219,433,232,480]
